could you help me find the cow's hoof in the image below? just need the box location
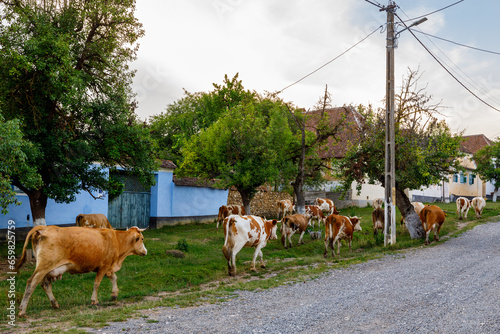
[111,295,118,301]
[260,264,266,268]
[51,301,60,309]
[229,271,236,277]
[18,312,26,318]
[250,268,257,272]
[91,301,100,306]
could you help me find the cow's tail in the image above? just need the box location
[222,217,235,261]
[15,225,47,272]
[421,206,430,230]
[75,214,83,226]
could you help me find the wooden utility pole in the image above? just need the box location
[383,1,397,246]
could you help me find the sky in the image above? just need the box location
[131,0,500,139]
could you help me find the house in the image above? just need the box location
[304,106,384,207]
[447,134,496,201]
[1,160,228,235]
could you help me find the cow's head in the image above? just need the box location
[349,216,362,232]
[267,219,278,240]
[127,226,148,256]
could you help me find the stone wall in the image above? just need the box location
[227,189,293,218]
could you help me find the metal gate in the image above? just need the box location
[108,171,151,229]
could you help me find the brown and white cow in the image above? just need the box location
[456,197,471,220]
[222,215,278,276]
[305,205,325,228]
[371,207,384,235]
[15,225,147,317]
[471,197,486,219]
[75,213,113,229]
[419,204,446,245]
[315,198,339,216]
[324,214,362,258]
[280,213,311,249]
[276,199,295,220]
[216,205,246,228]
[372,198,384,210]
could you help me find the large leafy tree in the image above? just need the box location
[0,0,157,225]
[475,140,500,202]
[149,74,255,166]
[177,96,295,214]
[337,69,463,239]
[0,114,42,214]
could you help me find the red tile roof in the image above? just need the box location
[461,134,492,154]
[304,106,363,159]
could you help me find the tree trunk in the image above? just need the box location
[493,187,498,202]
[293,115,307,215]
[238,189,253,216]
[27,189,47,226]
[395,186,424,239]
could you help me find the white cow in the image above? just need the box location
[471,197,486,219]
[222,215,278,276]
[315,198,338,216]
[456,197,471,220]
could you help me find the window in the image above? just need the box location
[469,174,476,185]
[452,174,458,183]
[459,172,467,184]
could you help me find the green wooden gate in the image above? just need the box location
[108,171,151,229]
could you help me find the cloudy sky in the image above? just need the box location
[131,0,500,139]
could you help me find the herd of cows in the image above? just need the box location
[13,196,486,317]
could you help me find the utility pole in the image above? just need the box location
[382,1,397,246]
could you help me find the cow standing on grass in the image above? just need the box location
[471,197,486,219]
[280,214,311,249]
[216,205,245,228]
[222,215,278,276]
[456,197,471,220]
[75,213,113,229]
[276,199,295,220]
[15,225,147,317]
[324,214,362,258]
[371,207,384,235]
[419,205,446,245]
[305,205,325,228]
[315,198,339,216]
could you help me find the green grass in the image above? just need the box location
[1,201,499,332]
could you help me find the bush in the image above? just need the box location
[176,238,189,252]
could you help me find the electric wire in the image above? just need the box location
[398,7,500,108]
[401,0,464,22]
[395,12,500,113]
[412,30,500,56]
[276,24,384,94]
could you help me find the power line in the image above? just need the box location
[402,0,464,22]
[364,0,383,9]
[412,30,500,56]
[398,7,500,108]
[395,12,500,113]
[276,25,384,94]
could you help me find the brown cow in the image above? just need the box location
[216,205,245,228]
[305,205,325,228]
[276,199,294,220]
[456,197,471,220]
[280,214,311,249]
[419,204,446,245]
[75,213,112,229]
[315,198,339,216]
[324,214,362,258]
[222,215,278,276]
[372,198,384,209]
[15,225,147,317]
[371,207,384,235]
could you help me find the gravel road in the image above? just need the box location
[93,221,500,334]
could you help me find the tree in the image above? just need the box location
[337,69,463,239]
[0,0,157,225]
[0,114,42,214]
[284,86,346,214]
[177,96,294,214]
[475,140,500,202]
[149,74,255,165]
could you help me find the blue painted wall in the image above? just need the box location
[2,168,228,229]
[1,190,108,229]
[171,185,228,217]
